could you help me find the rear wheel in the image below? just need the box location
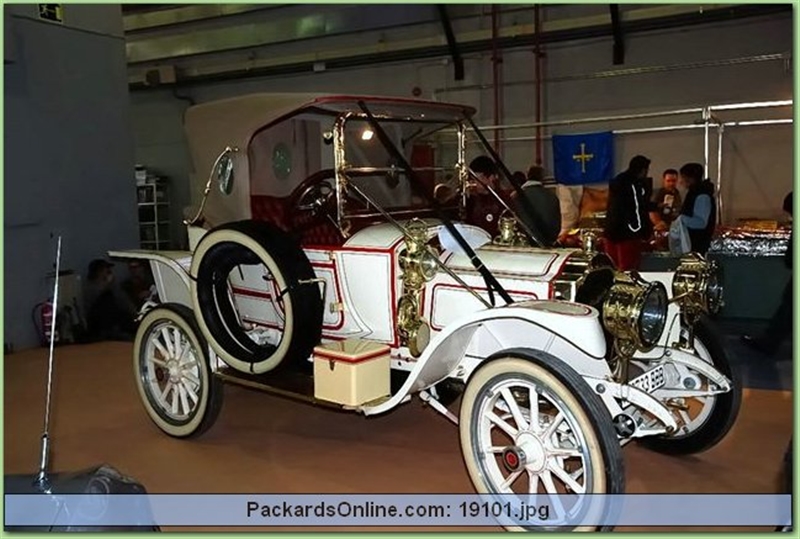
[459,353,624,531]
[190,220,323,374]
[133,304,223,438]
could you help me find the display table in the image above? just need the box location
[641,226,791,321]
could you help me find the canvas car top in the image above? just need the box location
[184,92,475,228]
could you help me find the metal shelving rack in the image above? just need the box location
[137,181,170,250]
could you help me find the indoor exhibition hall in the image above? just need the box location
[4,3,794,532]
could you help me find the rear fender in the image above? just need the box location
[360,301,612,416]
[107,249,192,308]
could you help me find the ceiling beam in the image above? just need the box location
[129,4,790,90]
[437,4,464,81]
[610,4,624,65]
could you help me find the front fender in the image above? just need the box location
[360,300,612,416]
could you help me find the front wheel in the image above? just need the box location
[459,353,625,531]
[133,304,223,438]
[640,316,742,455]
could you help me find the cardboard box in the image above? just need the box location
[313,340,390,406]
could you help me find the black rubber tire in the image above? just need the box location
[133,304,223,438]
[190,220,323,374]
[640,316,742,455]
[460,349,625,531]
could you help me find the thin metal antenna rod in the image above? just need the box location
[34,236,62,494]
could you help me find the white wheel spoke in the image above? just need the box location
[152,339,170,360]
[160,382,174,403]
[172,327,182,362]
[487,411,519,438]
[541,470,566,519]
[691,396,708,406]
[548,461,586,494]
[483,446,507,454]
[148,355,168,368]
[170,385,180,415]
[678,410,693,431]
[159,327,175,357]
[542,412,565,441]
[549,446,582,459]
[528,470,540,495]
[530,385,540,432]
[500,388,528,431]
[182,381,199,405]
[182,371,201,388]
[176,340,190,365]
[178,384,191,416]
[500,469,523,491]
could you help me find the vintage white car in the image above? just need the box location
[111,93,740,530]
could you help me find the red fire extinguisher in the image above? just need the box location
[33,300,59,346]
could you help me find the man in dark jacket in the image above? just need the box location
[675,163,717,254]
[465,155,506,238]
[603,155,653,270]
[511,165,562,247]
[742,191,793,357]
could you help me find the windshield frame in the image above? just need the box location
[332,111,467,234]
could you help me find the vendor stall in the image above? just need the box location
[461,98,793,321]
[640,223,791,320]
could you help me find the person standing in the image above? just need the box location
[603,155,654,270]
[674,162,717,255]
[83,259,137,342]
[650,168,682,231]
[511,165,562,247]
[742,191,793,357]
[465,155,505,237]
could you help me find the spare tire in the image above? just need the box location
[190,220,323,374]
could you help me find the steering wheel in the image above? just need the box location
[294,179,335,213]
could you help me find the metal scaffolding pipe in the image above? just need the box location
[491,5,502,153]
[476,107,705,132]
[723,118,793,127]
[450,123,707,145]
[533,4,543,165]
[473,99,792,133]
[709,99,793,111]
[453,115,792,145]
[717,124,725,224]
[703,107,710,177]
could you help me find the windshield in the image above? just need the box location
[342,117,461,210]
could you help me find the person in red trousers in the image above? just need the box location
[603,155,654,270]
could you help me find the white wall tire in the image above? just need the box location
[641,316,742,455]
[459,353,624,531]
[133,304,223,438]
[190,221,323,374]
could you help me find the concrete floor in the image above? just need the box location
[4,340,793,532]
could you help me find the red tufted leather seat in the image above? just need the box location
[250,195,345,248]
[250,195,290,231]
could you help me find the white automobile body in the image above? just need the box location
[111,94,739,529]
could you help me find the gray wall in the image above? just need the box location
[129,11,793,245]
[5,5,138,350]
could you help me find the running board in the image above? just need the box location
[214,367,410,410]
[214,367,344,410]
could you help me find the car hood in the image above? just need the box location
[443,244,575,282]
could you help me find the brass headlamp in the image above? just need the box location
[602,272,669,354]
[672,253,724,318]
